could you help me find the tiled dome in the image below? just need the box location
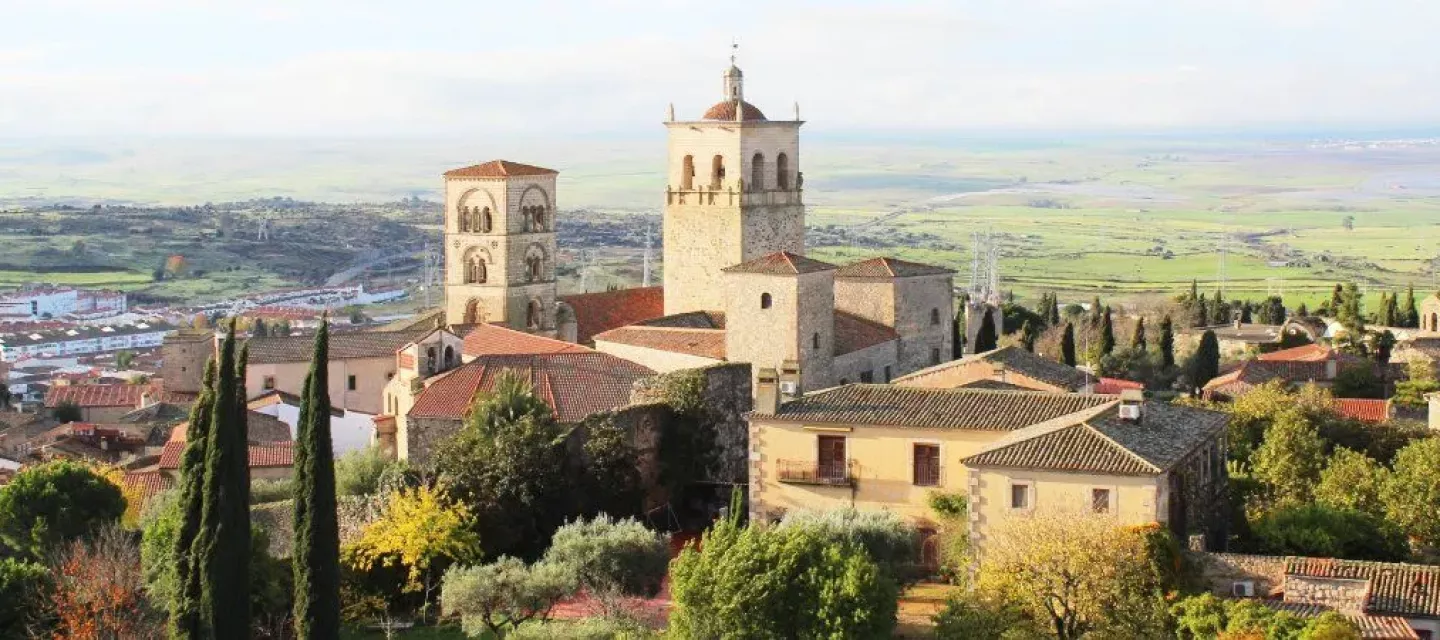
[702,100,767,121]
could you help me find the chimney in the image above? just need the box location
[779,359,802,402]
[1325,358,1338,380]
[1118,389,1144,423]
[755,367,780,415]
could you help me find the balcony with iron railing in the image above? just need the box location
[776,458,857,487]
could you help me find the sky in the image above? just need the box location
[1,0,1436,137]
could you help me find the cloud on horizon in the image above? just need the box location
[1,0,1435,136]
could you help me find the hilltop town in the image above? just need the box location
[2,61,1439,640]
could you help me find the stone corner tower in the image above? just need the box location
[442,160,559,334]
[662,58,805,315]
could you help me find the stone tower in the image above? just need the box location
[723,251,836,393]
[442,160,559,334]
[663,59,805,315]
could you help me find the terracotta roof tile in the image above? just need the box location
[159,440,294,469]
[462,323,591,357]
[1262,603,1418,640]
[1336,398,1391,423]
[593,326,726,360]
[559,286,665,344]
[963,423,1157,475]
[121,471,174,508]
[833,257,955,279]
[1094,377,1145,394]
[722,251,836,276]
[701,100,766,121]
[640,311,724,330]
[45,384,143,408]
[408,353,654,423]
[1286,557,1440,618]
[834,311,899,356]
[243,329,430,364]
[1259,344,1334,362]
[443,160,558,178]
[894,346,1091,391]
[753,385,1114,430]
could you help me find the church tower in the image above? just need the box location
[441,160,559,334]
[662,55,805,315]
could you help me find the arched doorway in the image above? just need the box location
[464,299,484,324]
[443,345,455,370]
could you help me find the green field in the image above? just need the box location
[2,136,1438,307]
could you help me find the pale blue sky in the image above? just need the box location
[1,0,1435,136]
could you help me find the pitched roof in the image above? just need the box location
[1335,398,1391,423]
[639,311,725,330]
[559,286,665,345]
[834,257,955,279]
[45,383,143,408]
[1259,344,1335,362]
[167,410,294,444]
[894,345,1091,391]
[834,311,899,356]
[243,329,430,364]
[592,326,726,360]
[408,353,654,423]
[722,251,836,276]
[701,100,766,121]
[1202,359,1336,398]
[1094,377,1145,394]
[751,385,1114,430]
[158,440,294,469]
[955,379,1032,391]
[461,323,591,357]
[121,471,175,509]
[962,401,1229,476]
[1286,557,1440,618]
[443,160,558,178]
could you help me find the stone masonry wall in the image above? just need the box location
[1284,575,1371,613]
[1190,552,1288,598]
[631,362,753,485]
[252,495,383,558]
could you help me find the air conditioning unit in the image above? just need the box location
[779,381,798,395]
[1118,404,1142,420]
[1232,580,1255,598]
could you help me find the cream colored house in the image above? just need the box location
[241,329,429,416]
[748,379,1229,552]
[893,345,1096,393]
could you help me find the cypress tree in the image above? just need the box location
[1099,306,1115,356]
[1189,279,1199,301]
[1213,290,1227,325]
[1088,296,1103,328]
[1019,320,1036,352]
[170,359,217,639]
[1329,283,1344,315]
[1240,302,1253,324]
[1193,295,1209,328]
[952,307,965,358]
[1386,293,1400,327]
[193,322,251,638]
[974,310,998,353]
[293,321,341,638]
[1048,294,1061,326]
[1131,317,1147,351]
[1296,302,1309,317]
[1159,315,1176,369]
[1061,322,1077,367]
[1189,330,1221,392]
[1402,285,1418,328]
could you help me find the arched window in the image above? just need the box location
[681,155,695,190]
[812,332,821,350]
[443,345,455,370]
[425,346,436,374]
[930,308,941,326]
[711,155,725,189]
[751,152,765,191]
[466,257,487,284]
[533,206,545,231]
[526,251,545,283]
[760,292,772,309]
[527,300,543,329]
[777,153,790,190]
[464,299,483,324]
[459,206,471,232]
[481,207,493,233]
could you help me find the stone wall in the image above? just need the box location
[1284,575,1370,613]
[402,415,464,467]
[1189,552,1288,598]
[251,495,383,559]
[631,362,753,485]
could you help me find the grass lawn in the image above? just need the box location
[0,269,153,287]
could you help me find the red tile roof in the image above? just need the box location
[444,160,558,178]
[1335,398,1391,423]
[593,326,726,360]
[1095,377,1145,394]
[462,323,591,357]
[834,257,955,279]
[701,100,766,121]
[408,353,654,423]
[1259,344,1334,362]
[722,251,836,276]
[834,311,899,356]
[121,471,175,507]
[45,384,143,408]
[559,286,665,344]
[159,440,294,469]
[1285,557,1440,618]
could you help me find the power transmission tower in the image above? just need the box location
[256,216,272,242]
[421,244,442,309]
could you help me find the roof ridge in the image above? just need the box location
[964,401,1121,458]
[1077,420,1164,474]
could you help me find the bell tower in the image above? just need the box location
[662,52,805,315]
[441,160,559,334]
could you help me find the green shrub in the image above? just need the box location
[542,515,668,599]
[336,446,392,496]
[0,557,52,635]
[0,460,125,558]
[442,557,577,637]
[1251,504,1410,561]
[249,478,294,504]
[778,507,918,581]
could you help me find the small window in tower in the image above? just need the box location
[812,332,820,351]
[682,155,695,190]
[481,208,493,233]
[760,293,772,309]
[777,153,790,190]
[347,375,357,391]
[711,155,725,189]
[931,308,941,326]
[751,152,765,191]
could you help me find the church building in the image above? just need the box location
[437,57,957,395]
